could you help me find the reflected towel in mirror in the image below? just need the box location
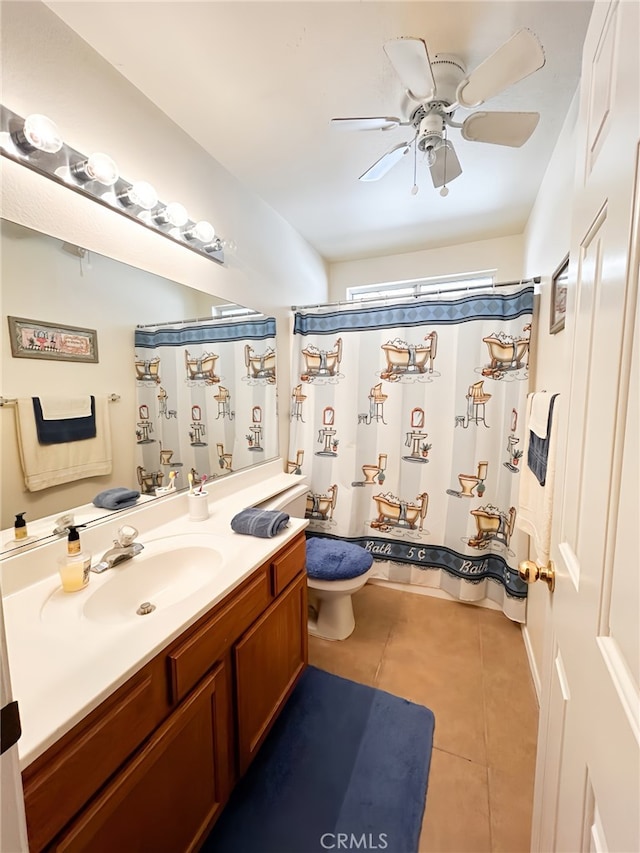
[93,487,141,510]
[33,396,96,444]
[15,396,112,491]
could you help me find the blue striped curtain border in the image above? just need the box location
[293,287,534,336]
[135,317,277,348]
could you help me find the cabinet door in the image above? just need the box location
[235,572,307,774]
[54,663,230,853]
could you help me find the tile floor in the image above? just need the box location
[308,583,539,853]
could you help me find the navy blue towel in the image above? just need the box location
[527,394,559,486]
[33,397,96,445]
[93,487,141,510]
[231,508,290,538]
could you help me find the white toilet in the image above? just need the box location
[257,483,374,641]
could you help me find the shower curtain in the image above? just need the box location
[134,316,277,493]
[288,286,533,621]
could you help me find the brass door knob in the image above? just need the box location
[518,559,555,592]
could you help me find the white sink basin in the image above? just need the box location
[41,534,226,625]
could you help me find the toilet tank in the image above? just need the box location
[255,482,308,518]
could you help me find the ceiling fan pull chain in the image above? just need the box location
[440,128,450,197]
[411,138,419,195]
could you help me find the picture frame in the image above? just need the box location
[550,254,569,334]
[8,316,99,362]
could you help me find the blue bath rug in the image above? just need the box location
[202,665,435,853]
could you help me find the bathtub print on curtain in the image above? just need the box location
[288,287,533,622]
[134,316,277,493]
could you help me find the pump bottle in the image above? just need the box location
[14,512,27,541]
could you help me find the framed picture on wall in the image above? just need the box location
[550,255,569,334]
[7,316,99,362]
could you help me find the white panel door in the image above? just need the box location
[532,2,640,851]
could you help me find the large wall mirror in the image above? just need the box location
[1,219,278,551]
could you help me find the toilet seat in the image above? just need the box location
[305,538,374,640]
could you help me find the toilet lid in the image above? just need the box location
[305,536,373,580]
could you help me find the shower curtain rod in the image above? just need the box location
[136,312,264,329]
[291,276,540,312]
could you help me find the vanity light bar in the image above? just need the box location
[0,105,226,266]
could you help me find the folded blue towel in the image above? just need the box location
[231,508,290,538]
[33,396,96,444]
[527,394,559,486]
[93,487,141,510]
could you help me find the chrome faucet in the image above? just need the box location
[92,525,144,573]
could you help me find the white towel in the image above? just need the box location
[516,393,559,567]
[38,396,92,420]
[529,390,554,438]
[15,396,112,491]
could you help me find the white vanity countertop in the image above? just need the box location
[1,467,308,770]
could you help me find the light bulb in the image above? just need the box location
[183,220,215,243]
[440,186,449,197]
[426,148,437,168]
[71,152,119,186]
[153,202,189,227]
[118,181,158,210]
[13,114,63,154]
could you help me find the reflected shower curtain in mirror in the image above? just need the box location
[288,287,533,621]
[134,317,277,494]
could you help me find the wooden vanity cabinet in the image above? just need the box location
[54,663,230,853]
[22,532,307,853]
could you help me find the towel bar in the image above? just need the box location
[0,394,120,407]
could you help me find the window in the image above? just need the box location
[346,271,496,303]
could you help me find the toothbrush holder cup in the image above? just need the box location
[188,492,210,522]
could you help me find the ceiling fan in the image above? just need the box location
[331,29,545,193]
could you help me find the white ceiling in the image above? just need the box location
[46,1,593,263]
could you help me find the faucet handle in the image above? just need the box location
[117,525,139,546]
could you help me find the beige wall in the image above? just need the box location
[328,233,525,299]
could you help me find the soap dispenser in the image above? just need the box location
[14,512,28,541]
[58,525,91,593]
[67,524,84,556]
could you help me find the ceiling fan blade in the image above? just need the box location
[462,111,540,147]
[456,28,545,108]
[359,141,411,182]
[383,37,435,101]
[331,117,402,131]
[429,142,462,188]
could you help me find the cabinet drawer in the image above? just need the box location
[168,567,270,704]
[271,534,306,596]
[23,657,168,853]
